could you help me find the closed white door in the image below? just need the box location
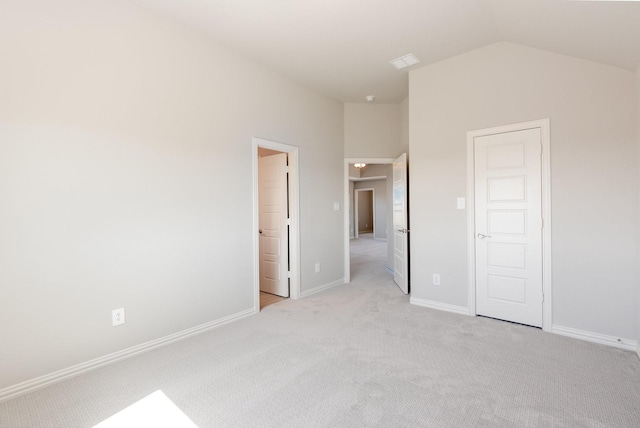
[258,153,289,297]
[474,129,542,327]
[393,153,409,294]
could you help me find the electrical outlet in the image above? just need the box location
[433,274,441,286]
[112,308,125,326]
[315,262,321,273]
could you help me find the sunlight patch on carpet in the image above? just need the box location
[93,390,198,428]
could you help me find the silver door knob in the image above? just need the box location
[477,233,492,239]
[397,228,410,233]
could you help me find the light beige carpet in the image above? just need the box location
[1,238,639,427]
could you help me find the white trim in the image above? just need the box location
[0,308,255,403]
[253,138,301,310]
[350,175,387,182]
[343,157,395,283]
[300,279,344,298]
[466,119,552,331]
[410,297,470,316]
[552,325,638,351]
[354,187,358,239]
[636,343,640,360]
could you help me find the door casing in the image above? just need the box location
[466,119,552,331]
[253,137,300,313]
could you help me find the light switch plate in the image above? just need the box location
[457,197,465,210]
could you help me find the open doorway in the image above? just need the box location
[253,138,300,312]
[344,156,409,293]
[354,188,374,238]
[346,161,392,280]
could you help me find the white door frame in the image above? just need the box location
[253,137,301,312]
[354,188,375,238]
[344,157,394,283]
[466,119,552,331]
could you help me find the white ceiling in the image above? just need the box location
[133,0,640,103]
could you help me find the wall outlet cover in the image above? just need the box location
[112,308,125,326]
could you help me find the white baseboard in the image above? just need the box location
[0,307,255,403]
[300,279,344,298]
[551,325,638,351]
[637,343,640,360]
[410,297,470,316]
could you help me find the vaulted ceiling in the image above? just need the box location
[133,0,640,103]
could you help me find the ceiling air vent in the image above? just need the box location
[389,53,420,70]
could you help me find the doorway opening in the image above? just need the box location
[253,138,300,312]
[354,188,375,238]
[344,155,409,294]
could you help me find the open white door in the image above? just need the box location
[392,153,409,294]
[258,153,289,297]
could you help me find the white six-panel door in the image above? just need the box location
[258,153,289,297]
[474,128,543,327]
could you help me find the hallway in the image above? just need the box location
[350,233,392,284]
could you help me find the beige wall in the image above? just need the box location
[0,0,344,390]
[637,66,640,352]
[344,103,402,158]
[400,97,409,157]
[410,42,638,340]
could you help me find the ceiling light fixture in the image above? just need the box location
[365,95,375,102]
[389,53,420,70]
[354,163,367,169]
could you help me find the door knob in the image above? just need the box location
[259,229,263,234]
[477,233,492,239]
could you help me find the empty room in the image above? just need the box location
[1,0,639,426]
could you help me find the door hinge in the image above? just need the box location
[285,166,290,173]
[286,218,291,225]
[287,271,291,278]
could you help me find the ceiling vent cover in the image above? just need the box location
[389,53,420,70]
